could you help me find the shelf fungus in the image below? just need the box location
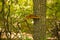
[25,14,40,19]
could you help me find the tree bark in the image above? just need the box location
[32,0,46,40]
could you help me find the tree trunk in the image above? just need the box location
[32,0,46,40]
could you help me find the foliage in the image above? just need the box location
[0,0,60,40]
[0,0,33,40]
[46,0,60,39]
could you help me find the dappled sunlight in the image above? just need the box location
[0,0,60,40]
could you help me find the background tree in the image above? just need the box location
[32,0,46,40]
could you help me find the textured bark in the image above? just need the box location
[32,0,46,40]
